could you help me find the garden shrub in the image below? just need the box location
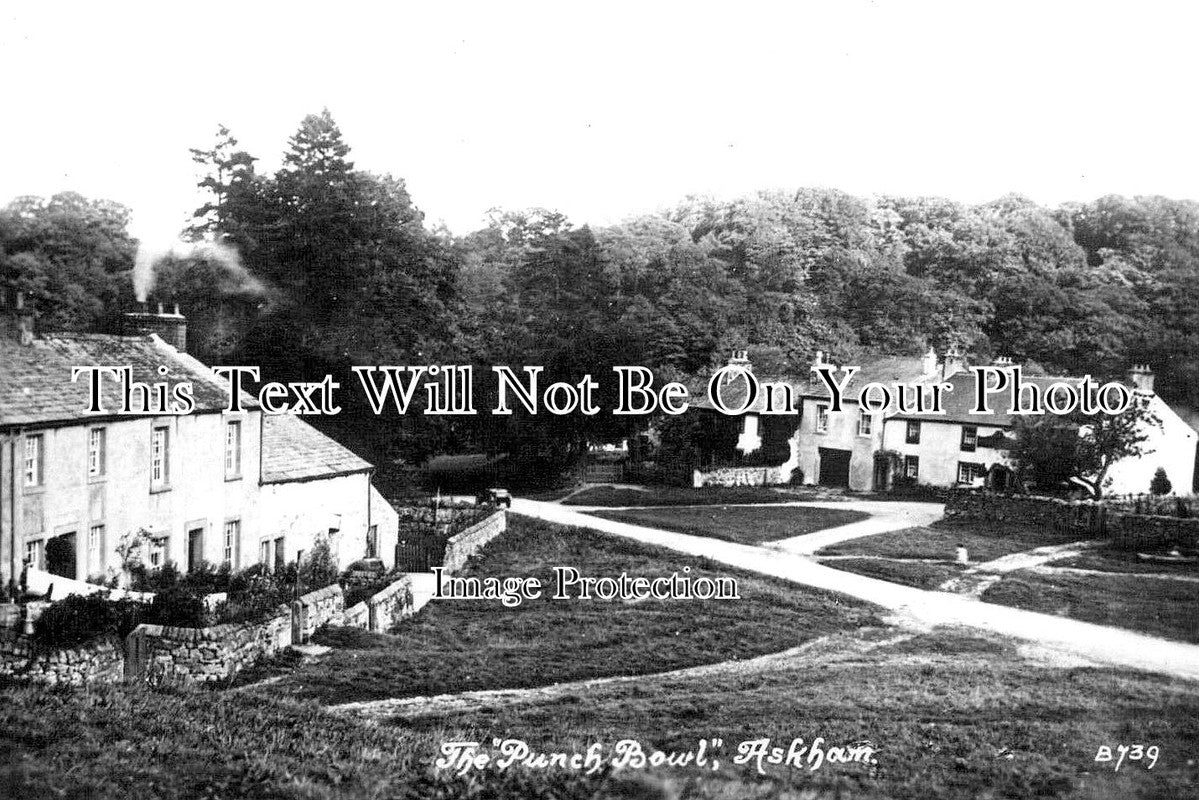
[214,587,287,625]
[145,586,206,628]
[298,538,339,593]
[32,593,147,649]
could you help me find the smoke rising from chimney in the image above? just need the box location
[132,238,263,302]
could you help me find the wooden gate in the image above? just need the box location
[395,535,448,572]
[583,461,625,483]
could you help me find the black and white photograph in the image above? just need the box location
[2,2,1199,798]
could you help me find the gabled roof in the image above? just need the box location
[690,354,931,413]
[0,332,257,428]
[890,370,1088,426]
[260,413,372,484]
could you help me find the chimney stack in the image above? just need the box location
[942,345,966,379]
[992,355,1014,367]
[1,289,35,346]
[922,347,938,376]
[120,298,187,352]
[1127,363,1155,394]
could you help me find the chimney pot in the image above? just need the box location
[1127,363,1155,394]
[4,289,35,345]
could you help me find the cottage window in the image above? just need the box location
[259,539,271,567]
[24,434,43,487]
[904,455,919,479]
[366,525,378,559]
[957,462,984,484]
[25,539,44,570]
[815,403,830,433]
[223,520,240,566]
[905,420,921,444]
[148,535,168,568]
[857,412,873,436]
[960,426,978,452]
[274,537,286,570]
[224,420,242,478]
[87,524,105,574]
[151,426,170,488]
[87,428,106,477]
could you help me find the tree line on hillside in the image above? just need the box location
[2,110,1197,486]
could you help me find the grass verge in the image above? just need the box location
[561,485,840,507]
[819,557,966,590]
[817,520,1084,562]
[249,515,881,704]
[1054,546,1199,576]
[390,627,1199,800]
[585,505,870,545]
[980,569,1199,644]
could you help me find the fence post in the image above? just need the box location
[124,626,144,683]
[290,600,306,646]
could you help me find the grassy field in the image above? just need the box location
[388,627,1199,799]
[0,679,608,800]
[1055,546,1199,576]
[817,520,1083,562]
[246,515,882,704]
[585,504,870,544]
[561,485,839,507]
[6,628,1199,799]
[820,557,967,590]
[981,570,1199,644]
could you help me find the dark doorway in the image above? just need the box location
[187,528,204,572]
[872,454,892,491]
[818,448,851,488]
[46,532,77,579]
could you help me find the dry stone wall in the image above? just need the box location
[945,490,1199,552]
[0,631,124,686]
[693,466,786,488]
[1108,512,1199,552]
[125,611,291,687]
[441,511,507,574]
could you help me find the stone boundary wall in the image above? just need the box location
[441,510,507,574]
[366,575,414,631]
[943,491,1094,530]
[1108,512,1199,552]
[692,466,786,488]
[945,491,1199,553]
[125,610,291,687]
[0,631,124,686]
[292,584,345,644]
[6,572,422,687]
[343,600,369,628]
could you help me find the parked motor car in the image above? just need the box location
[476,487,512,508]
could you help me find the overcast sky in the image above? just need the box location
[3,1,1197,249]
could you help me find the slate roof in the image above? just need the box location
[690,355,931,413]
[260,413,372,484]
[890,370,1088,425]
[0,332,257,428]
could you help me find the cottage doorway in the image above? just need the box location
[187,527,205,572]
[817,448,851,488]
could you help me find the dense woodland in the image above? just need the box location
[3,111,1198,483]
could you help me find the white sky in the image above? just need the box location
[3,0,1197,250]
